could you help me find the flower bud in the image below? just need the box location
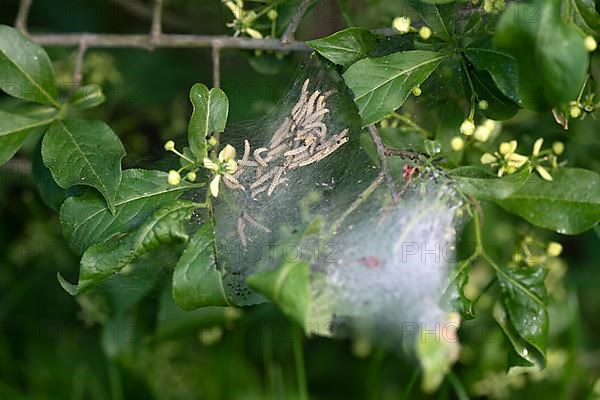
[536,165,553,181]
[411,85,422,96]
[570,103,582,118]
[419,26,432,40]
[552,141,564,155]
[267,9,278,20]
[480,152,496,164]
[167,170,181,185]
[164,140,175,151]
[546,242,563,257]
[473,126,491,142]
[392,16,411,34]
[459,119,475,136]
[584,35,597,52]
[186,171,197,182]
[478,100,489,110]
[450,136,464,151]
[208,136,218,147]
[218,144,237,161]
[532,138,543,156]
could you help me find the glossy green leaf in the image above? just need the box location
[343,51,446,126]
[32,135,65,211]
[468,67,520,120]
[495,0,588,110]
[70,84,106,110]
[60,169,196,255]
[410,1,455,41]
[441,259,473,319]
[495,168,600,234]
[188,83,229,160]
[61,200,198,295]
[464,39,519,102]
[247,259,311,329]
[570,0,600,34]
[307,28,377,68]
[0,110,53,166]
[493,264,548,368]
[42,119,126,214]
[449,165,531,200]
[173,223,231,309]
[0,25,59,107]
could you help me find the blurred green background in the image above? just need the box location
[1,1,599,399]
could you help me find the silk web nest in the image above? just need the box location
[197,59,467,343]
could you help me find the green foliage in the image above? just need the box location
[496,168,600,235]
[42,119,126,214]
[307,28,377,68]
[343,50,446,126]
[495,0,589,110]
[188,83,229,160]
[173,223,231,309]
[2,1,600,398]
[0,25,59,106]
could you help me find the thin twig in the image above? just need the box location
[73,39,88,89]
[15,0,33,33]
[212,41,222,88]
[150,0,163,43]
[29,33,311,52]
[367,125,398,203]
[281,0,314,44]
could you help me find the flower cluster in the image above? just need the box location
[223,0,278,39]
[569,92,597,119]
[163,138,240,197]
[480,138,563,180]
[391,16,432,40]
[511,235,563,267]
[451,119,498,151]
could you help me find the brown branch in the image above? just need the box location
[15,0,33,33]
[150,0,163,43]
[212,42,222,88]
[29,33,311,52]
[367,125,398,203]
[73,39,88,89]
[281,0,314,44]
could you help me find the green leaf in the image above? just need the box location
[467,67,520,121]
[32,135,65,211]
[493,264,548,369]
[0,25,59,107]
[495,0,588,110]
[188,83,229,160]
[173,223,231,309]
[416,319,460,393]
[343,51,446,126]
[0,110,53,166]
[495,168,600,234]
[570,0,600,34]
[307,27,377,69]
[441,259,473,319]
[247,259,311,328]
[42,119,126,214]
[464,39,519,101]
[449,165,531,200]
[62,200,198,295]
[60,169,196,255]
[410,1,456,41]
[70,84,106,110]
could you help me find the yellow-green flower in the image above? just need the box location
[203,144,239,197]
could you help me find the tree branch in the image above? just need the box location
[367,125,398,203]
[14,0,33,33]
[212,42,222,88]
[150,0,163,43]
[29,33,311,52]
[73,39,88,88]
[281,0,314,44]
